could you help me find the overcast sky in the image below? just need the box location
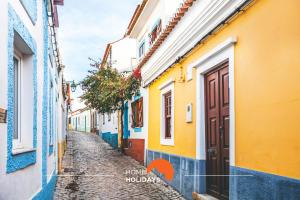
[57,0,140,110]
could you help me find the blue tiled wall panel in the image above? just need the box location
[145,150,300,200]
[195,159,206,194]
[182,158,195,198]
[146,150,206,200]
[230,166,300,200]
[169,154,181,192]
[161,153,169,163]
[146,150,154,166]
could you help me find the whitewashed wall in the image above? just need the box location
[100,112,118,134]
[111,37,137,73]
[0,0,43,199]
[70,109,91,133]
[0,0,65,199]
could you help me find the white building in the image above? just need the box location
[116,0,184,164]
[99,37,136,149]
[69,108,92,133]
[0,0,66,199]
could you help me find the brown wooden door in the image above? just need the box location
[205,60,229,199]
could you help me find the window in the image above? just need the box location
[149,19,162,45]
[7,10,38,172]
[131,97,143,128]
[13,55,21,147]
[103,114,105,125]
[11,31,35,151]
[139,41,145,58]
[108,113,111,122]
[160,79,174,146]
[164,92,171,138]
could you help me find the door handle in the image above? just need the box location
[220,126,224,139]
[207,148,216,154]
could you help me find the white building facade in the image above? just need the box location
[121,0,183,164]
[0,0,66,199]
[99,37,137,149]
[69,108,92,133]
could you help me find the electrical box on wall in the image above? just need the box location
[186,103,192,123]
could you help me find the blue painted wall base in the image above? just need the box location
[230,166,300,200]
[33,173,57,200]
[147,150,300,200]
[146,149,206,200]
[101,132,118,149]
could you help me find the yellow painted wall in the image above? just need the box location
[148,65,197,158]
[118,111,122,148]
[147,0,300,179]
[58,140,66,174]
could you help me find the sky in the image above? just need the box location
[57,0,141,110]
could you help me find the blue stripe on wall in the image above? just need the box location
[101,132,118,149]
[33,173,57,200]
[147,150,300,200]
[146,149,206,200]
[134,127,142,132]
[42,0,49,187]
[230,166,300,200]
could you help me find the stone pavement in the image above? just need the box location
[54,131,185,200]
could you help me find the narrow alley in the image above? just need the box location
[1,0,300,199]
[54,132,185,200]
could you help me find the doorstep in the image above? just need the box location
[192,192,218,200]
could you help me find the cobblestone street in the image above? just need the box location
[54,132,185,200]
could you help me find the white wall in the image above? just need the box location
[70,109,92,133]
[100,112,118,134]
[0,0,65,198]
[130,0,183,61]
[111,37,137,73]
[57,69,67,144]
[0,0,44,199]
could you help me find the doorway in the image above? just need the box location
[205,60,229,199]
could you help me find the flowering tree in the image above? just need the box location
[80,59,141,151]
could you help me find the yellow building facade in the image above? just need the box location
[142,0,300,199]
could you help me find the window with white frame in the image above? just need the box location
[164,92,172,138]
[139,41,145,58]
[13,55,21,148]
[160,80,174,146]
[12,31,34,150]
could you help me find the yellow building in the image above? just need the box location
[135,0,300,199]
